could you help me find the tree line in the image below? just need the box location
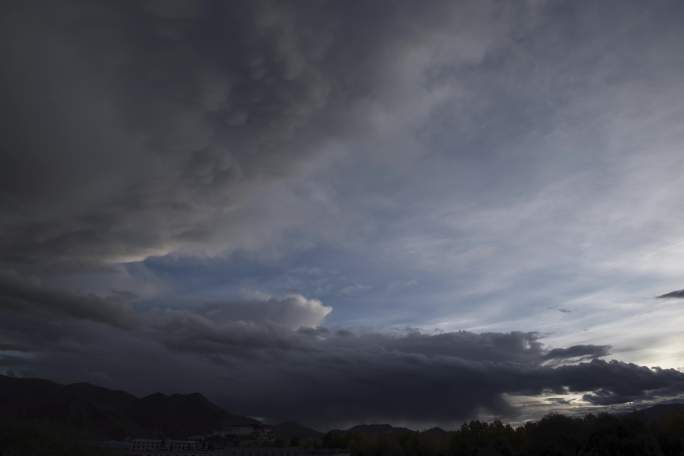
[318,410,684,456]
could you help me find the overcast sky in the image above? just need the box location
[2,0,684,429]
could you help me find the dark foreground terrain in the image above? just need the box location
[1,375,683,455]
[322,407,684,455]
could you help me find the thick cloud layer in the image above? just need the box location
[3,0,684,428]
[0,0,504,268]
[2,276,684,428]
[0,273,135,329]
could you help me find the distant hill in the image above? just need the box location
[347,424,411,434]
[272,421,322,440]
[0,375,258,439]
[657,289,684,299]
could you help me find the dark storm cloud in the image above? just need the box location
[543,344,611,362]
[657,289,684,299]
[0,273,134,328]
[567,361,684,405]
[0,0,479,268]
[153,294,331,354]
[1,279,683,427]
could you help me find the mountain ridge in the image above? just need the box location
[0,375,258,439]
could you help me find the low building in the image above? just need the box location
[97,439,350,456]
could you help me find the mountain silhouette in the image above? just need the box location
[273,421,322,440]
[0,375,258,439]
[346,424,411,434]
